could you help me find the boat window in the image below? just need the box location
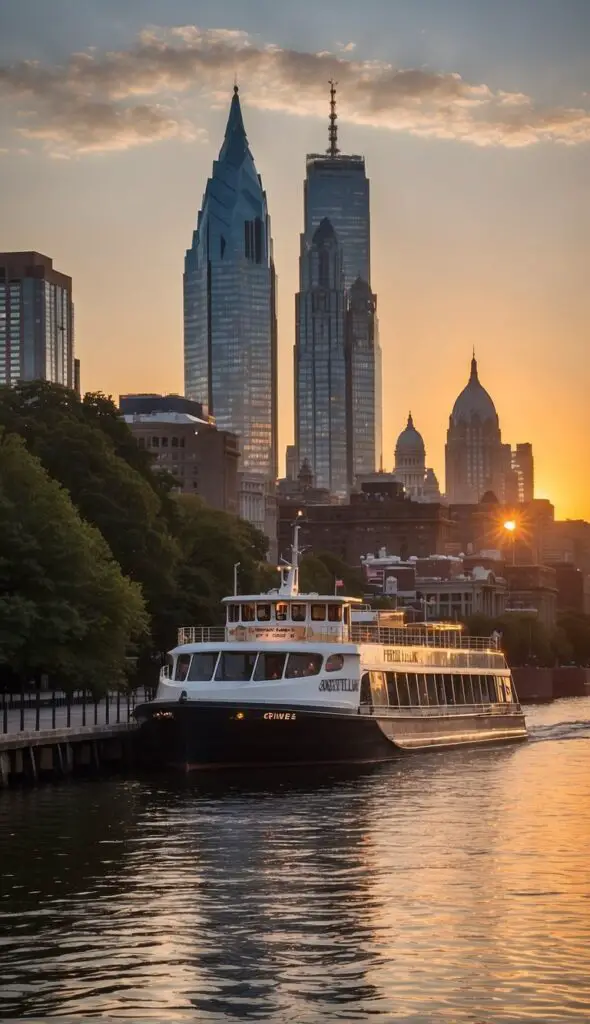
[436,674,447,705]
[495,676,506,702]
[292,603,307,622]
[187,652,218,681]
[257,603,271,621]
[253,652,287,681]
[328,604,342,622]
[463,677,475,705]
[311,604,326,621]
[452,675,465,703]
[360,673,372,705]
[285,653,323,678]
[486,676,497,702]
[406,673,420,706]
[471,676,484,703]
[444,676,455,705]
[215,651,258,681]
[415,673,428,705]
[396,672,410,706]
[426,674,439,706]
[502,677,513,702]
[241,604,255,622]
[174,654,191,681]
[275,602,288,622]
[370,671,388,706]
[325,653,344,672]
[386,672,399,706]
[228,604,239,623]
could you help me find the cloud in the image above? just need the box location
[0,25,588,155]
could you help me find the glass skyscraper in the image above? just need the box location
[0,252,74,389]
[184,87,278,543]
[295,87,381,492]
[295,218,348,496]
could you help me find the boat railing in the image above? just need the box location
[177,625,501,652]
[359,702,521,717]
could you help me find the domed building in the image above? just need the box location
[445,355,510,504]
[393,413,441,502]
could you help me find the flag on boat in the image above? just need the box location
[335,579,344,588]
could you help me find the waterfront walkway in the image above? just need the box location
[0,689,151,784]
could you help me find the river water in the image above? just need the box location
[1,698,589,1023]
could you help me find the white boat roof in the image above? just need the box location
[173,640,360,655]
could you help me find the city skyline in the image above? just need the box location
[0,1,588,518]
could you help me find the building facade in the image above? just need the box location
[445,355,506,504]
[0,251,74,389]
[122,408,239,514]
[278,480,452,566]
[512,443,534,503]
[295,86,381,494]
[183,86,277,539]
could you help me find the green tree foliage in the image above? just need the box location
[0,431,147,689]
[464,612,570,667]
[557,611,590,665]
[299,551,365,597]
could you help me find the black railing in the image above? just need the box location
[0,687,157,737]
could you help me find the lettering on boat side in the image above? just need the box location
[153,710,174,719]
[263,712,297,720]
[318,678,359,692]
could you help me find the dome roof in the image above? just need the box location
[395,413,425,454]
[451,356,498,424]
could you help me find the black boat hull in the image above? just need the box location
[134,700,527,771]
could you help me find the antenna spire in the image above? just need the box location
[327,79,339,157]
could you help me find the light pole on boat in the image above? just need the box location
[233,562,240,596]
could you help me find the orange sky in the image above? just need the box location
[0,4,588,520]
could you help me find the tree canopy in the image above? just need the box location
[0,382,272,686]
[0,431,147,689]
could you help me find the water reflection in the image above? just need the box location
[0,702,589,1022]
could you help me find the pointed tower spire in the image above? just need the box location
[218,84,248,165]
[470,350,478,381]
[407,411,414,428]
[327,80,340,157]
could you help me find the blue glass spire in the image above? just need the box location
[184,87,278,535]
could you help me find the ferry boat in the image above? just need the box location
[134,525,527,771]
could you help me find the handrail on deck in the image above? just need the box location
[177,624,501,653]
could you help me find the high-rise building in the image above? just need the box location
[183,86,277,541]
[295,218,348,496]
[0,251,74,389]
[512,443,534,503]
[445,355,507,504]
[295,84,381,494]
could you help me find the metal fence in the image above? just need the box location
[1,687,156,736]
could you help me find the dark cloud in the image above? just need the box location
[0,25,588,154]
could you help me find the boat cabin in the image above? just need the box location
[223,594,362,643]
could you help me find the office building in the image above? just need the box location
[295,85,381,494]
[0,251,74,388]
[183,86,277,540]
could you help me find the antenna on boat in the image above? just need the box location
[233,562,240,596]
[279,512,303,597]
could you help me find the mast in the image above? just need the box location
[279,515,302,597]
[327,80,339,157]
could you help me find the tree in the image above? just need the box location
[0,432,147,690]
[557,611,590,665]
[299,551,365,597]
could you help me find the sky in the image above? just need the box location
[0,0,588,519]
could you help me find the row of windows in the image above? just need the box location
[227,602,344,624]
[361,671,515,708]
[174,650,345,682]
[138,436,187,449]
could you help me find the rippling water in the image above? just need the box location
[1,699,590,1023]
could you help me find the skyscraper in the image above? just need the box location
[295,217,348,496]
[0,252,74,389]
[184,87,277,539]
[295,84,381,493]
